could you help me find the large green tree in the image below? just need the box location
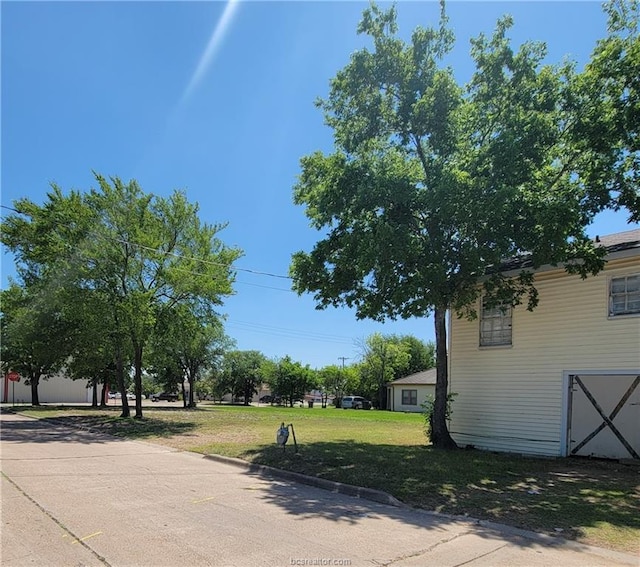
[0,283,72,405]
[569,0,640,220]
[220,350,267,405]
[357,333,434,408]
[290,2,614,449]
[262,356,317,407]
[1,174,242,418]
[62,288,118,407]
[319,364,359,407]
[396,335,435,376]
[358,333,410,408]
[151,303,232,408]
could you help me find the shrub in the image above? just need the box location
[421,393,457,443]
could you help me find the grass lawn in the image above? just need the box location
[12,403,640,554]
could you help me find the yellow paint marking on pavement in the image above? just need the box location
[243,486,263,491]
[192,496,216,504]
[71,531,103,544]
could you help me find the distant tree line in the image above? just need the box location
[199,335,435,409]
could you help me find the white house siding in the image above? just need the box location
[390,384,435,413]
[3,374,91,404]
[448,256,640,457]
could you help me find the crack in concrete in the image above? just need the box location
[1,471,112,567]
[452,542,510,567]
[375,530,470,566]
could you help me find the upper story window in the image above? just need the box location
[610,274,640,316]
[480,298,512,347]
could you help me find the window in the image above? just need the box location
[610,274,640,316]
[402,389,417,405]
[480,298,512,346]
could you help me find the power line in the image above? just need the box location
[231,319,353,340]
[235,280,294,293]
[225,318,354,345]
[107,235,292,280]
[153,265,295,292]
[1,204,293,281]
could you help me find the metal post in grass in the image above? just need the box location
[288,423,298,453]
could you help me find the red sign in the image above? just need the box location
[7,372,20,382]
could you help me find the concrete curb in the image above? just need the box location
[203,453,639,565]
[203,453,405,508]
[6,410,638,565]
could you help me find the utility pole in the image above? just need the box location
[336,357,350,409]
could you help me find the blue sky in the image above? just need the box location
[2,1,638,369]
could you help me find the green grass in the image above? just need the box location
[11,403,640,554]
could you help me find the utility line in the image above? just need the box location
[229,318,353,341]
[108,236,292,280]
[2,204,356,346]
[121,263,295,293]
[235,280,294,293]
[225,319,354,345]
[1,204,293,281]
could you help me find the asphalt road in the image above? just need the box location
[1,411,637,567]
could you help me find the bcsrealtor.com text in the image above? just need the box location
[290,559,351,566]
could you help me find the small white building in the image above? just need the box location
[2,372,92,404]
[387,369,436,413]
[448,229,640,460]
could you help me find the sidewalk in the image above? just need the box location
[1,411,637,566]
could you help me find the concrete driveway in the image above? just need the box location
[1,411,636,567]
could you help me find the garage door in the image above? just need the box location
[568,374,640,460]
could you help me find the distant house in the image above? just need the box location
[387,368,436,413]
[220,383,271,404]
[448,229,640,460]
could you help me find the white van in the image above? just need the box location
[341,396,372,409]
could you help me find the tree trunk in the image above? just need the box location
[115,350,130,418]
[92,380,98,407]
[377,384,385,410]
[188,363,197,408]
[30,373,40,406]
[431,306,458,450]
[100,381,108,408]
[133,343,143,419]
[181,381,188,408]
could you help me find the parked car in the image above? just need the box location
[341,396,372,410]
[123,393,146,400]
[150,392,179,402]
[108,392,121,399]
[260,395,282,404]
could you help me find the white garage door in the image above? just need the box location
[568,374,640,460]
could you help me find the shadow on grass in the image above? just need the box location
[2,406,198,443]
[243,441,640,548]
[246,468,464,531]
